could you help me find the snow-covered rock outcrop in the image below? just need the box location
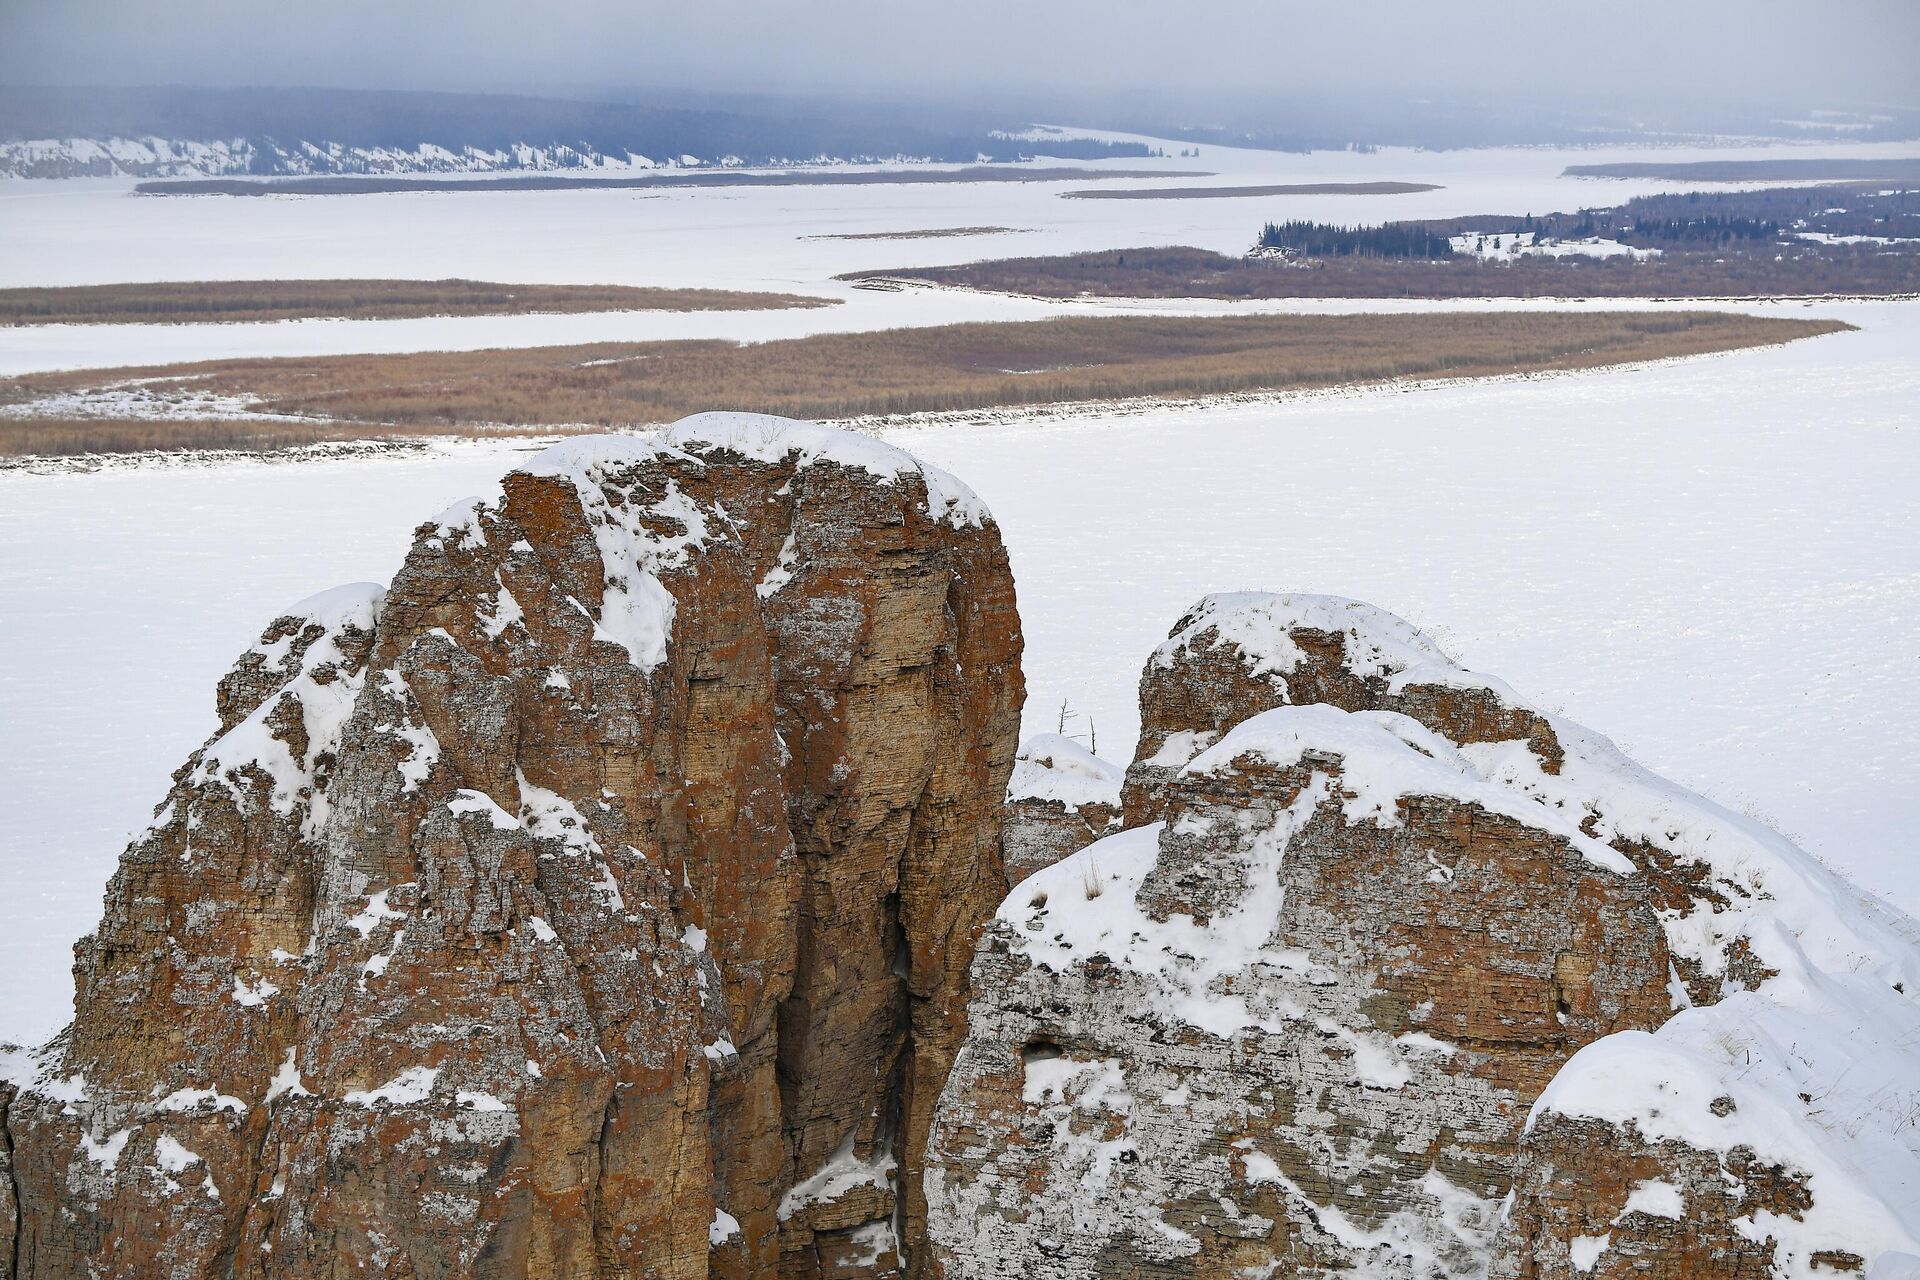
[1,414,1024,1280]
[1002,734,1124,885]
[928,592,1920,1279]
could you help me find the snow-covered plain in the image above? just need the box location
[0,131,1916,1043]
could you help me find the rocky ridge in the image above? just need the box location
[927,592,1920,1279]
[0,413,1024,1280]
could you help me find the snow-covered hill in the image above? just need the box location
[0,136,728,179]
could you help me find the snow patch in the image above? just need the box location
[343,1065,440,1107]
[777,1132,896,1221]
[660,411,991,528]
[345,888,407,936]
[1184,705,1635,874]
[447,789,518,830]
[153,1133,202,1174]
[1570,1234,1610,1272]
[456,1090,509,1111]
[1007,733,1123,811]
[156,1086,247,1114]
[265,1048,311,1102]
[1621,1178,1684,1220]
[81,1127,132,1168]
[190,583,384,836]
[230,974,279,1006]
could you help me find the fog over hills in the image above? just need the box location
[1,0,1915,176]
[4,0,1918,106]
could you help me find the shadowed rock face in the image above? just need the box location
[1,414,1022,1280]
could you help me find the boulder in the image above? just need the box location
[1492,958,1920,1277]
[1121,592,1559,828]
[1001,735,1123,885]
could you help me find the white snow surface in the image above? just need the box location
[1154,591,1455,679]
[1620,1179,1684,1220]
[1005,818,1321,1045]
[776,1133,896,1222]
[264,1048,311,1102]
[1006,733,1123,809]
[1154,590,1533,708]
[341,1065,439,1107]
[2,305,1917,1040]
[155,1086,247,1114]
[153,1133,202,1174]
[660,411,991,529]
[519,434,711,671]
[1183,704,1636,874]
[79,1127,131,1168]
[4,129,1918,374]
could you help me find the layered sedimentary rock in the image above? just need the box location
[1119,593,1560,829]
[1000,735,1123,886]
[2,413,1023,1280]
[928,593,1920,1279]
[1491,965,1920,1277]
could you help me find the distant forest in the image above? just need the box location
[1258,186,1919,259]
[856,184,1920,302]
[0,85,1154,169]
[1257,221,1457,259]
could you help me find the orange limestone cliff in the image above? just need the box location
[0,414,1023,1280]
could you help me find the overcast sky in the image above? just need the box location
[2,0,1916,110]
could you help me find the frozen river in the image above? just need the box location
[4,130,1917,373]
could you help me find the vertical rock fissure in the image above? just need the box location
[208,1098,277,1279]
[3,1095,21,1280]
[590,1091,620,1279]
